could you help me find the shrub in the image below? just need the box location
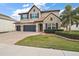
[55,31,79,40]
[55,29,64,31]
[44,29,64,33]
[44,29,55,33]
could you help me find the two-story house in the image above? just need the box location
[15,5,61,32]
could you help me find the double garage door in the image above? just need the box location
[23,25,36,32]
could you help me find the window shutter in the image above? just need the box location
[30,14,32,19]
[37,13,39,18]
[27,14,29,19]
[56,23,58,29]
[45,23,47,29]
[21,15,23,19]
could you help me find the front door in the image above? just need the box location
[16,25,21,31]
[39,24,43,32]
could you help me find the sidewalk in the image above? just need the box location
[0,43,79,56]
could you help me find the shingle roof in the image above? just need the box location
[34,12,61,22]
[0,13,15,21]
[15,12,61,24]
[41,10,60,13]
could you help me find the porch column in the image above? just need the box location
[43,24,45,32]
[36,23,39,32]
[21,25,23,32]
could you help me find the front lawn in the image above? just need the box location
[15,34,79,52]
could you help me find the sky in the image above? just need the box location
[0,3,79,21]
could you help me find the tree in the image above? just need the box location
[60,5,79,31]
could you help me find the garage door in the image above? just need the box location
[16,25,21,31]
[23,25,36,32]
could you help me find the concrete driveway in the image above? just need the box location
[0,32,39,44]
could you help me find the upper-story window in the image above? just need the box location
[30,13,39,19]
[21,14,28,19]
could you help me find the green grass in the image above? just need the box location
[15,34,79,52]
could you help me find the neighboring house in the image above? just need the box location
[0,14,15,32]
[15,5,61,32]
[71,23,79,30]
[62,23,79,31]
[71,14,79,31]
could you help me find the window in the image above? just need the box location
[30,13,39,19]
[52,24,55,27]
[47,23,51,29]
[52,23,56,29]
[46,23,56,30]
[21,14,28,19]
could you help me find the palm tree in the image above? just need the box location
[60,5,79,31]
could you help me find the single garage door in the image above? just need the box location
[16,25,21,31]
[23,25,36,32]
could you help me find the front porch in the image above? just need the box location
[37,22,58,32]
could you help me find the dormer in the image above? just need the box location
[19,5,41,20]
[28,5,41,19]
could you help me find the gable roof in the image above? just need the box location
[28,5,41,13]
[19,5,60,15]
[35,12,62,22]
[19,5,41,15]
[41,10,60,13]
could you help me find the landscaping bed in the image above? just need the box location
[55,31,79,40]
[15,34,79,52]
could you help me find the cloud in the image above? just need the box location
[11,6,31,21]
[22,4,30,8]
[59,9,64,14]
[34,3,48,10]
[34,3,46,6]
[52,3,56,6]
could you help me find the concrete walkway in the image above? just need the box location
[0,43,79,56]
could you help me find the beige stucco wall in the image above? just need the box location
[43,14,61,30]
[41,11,59,17]
[0,19,15,32]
